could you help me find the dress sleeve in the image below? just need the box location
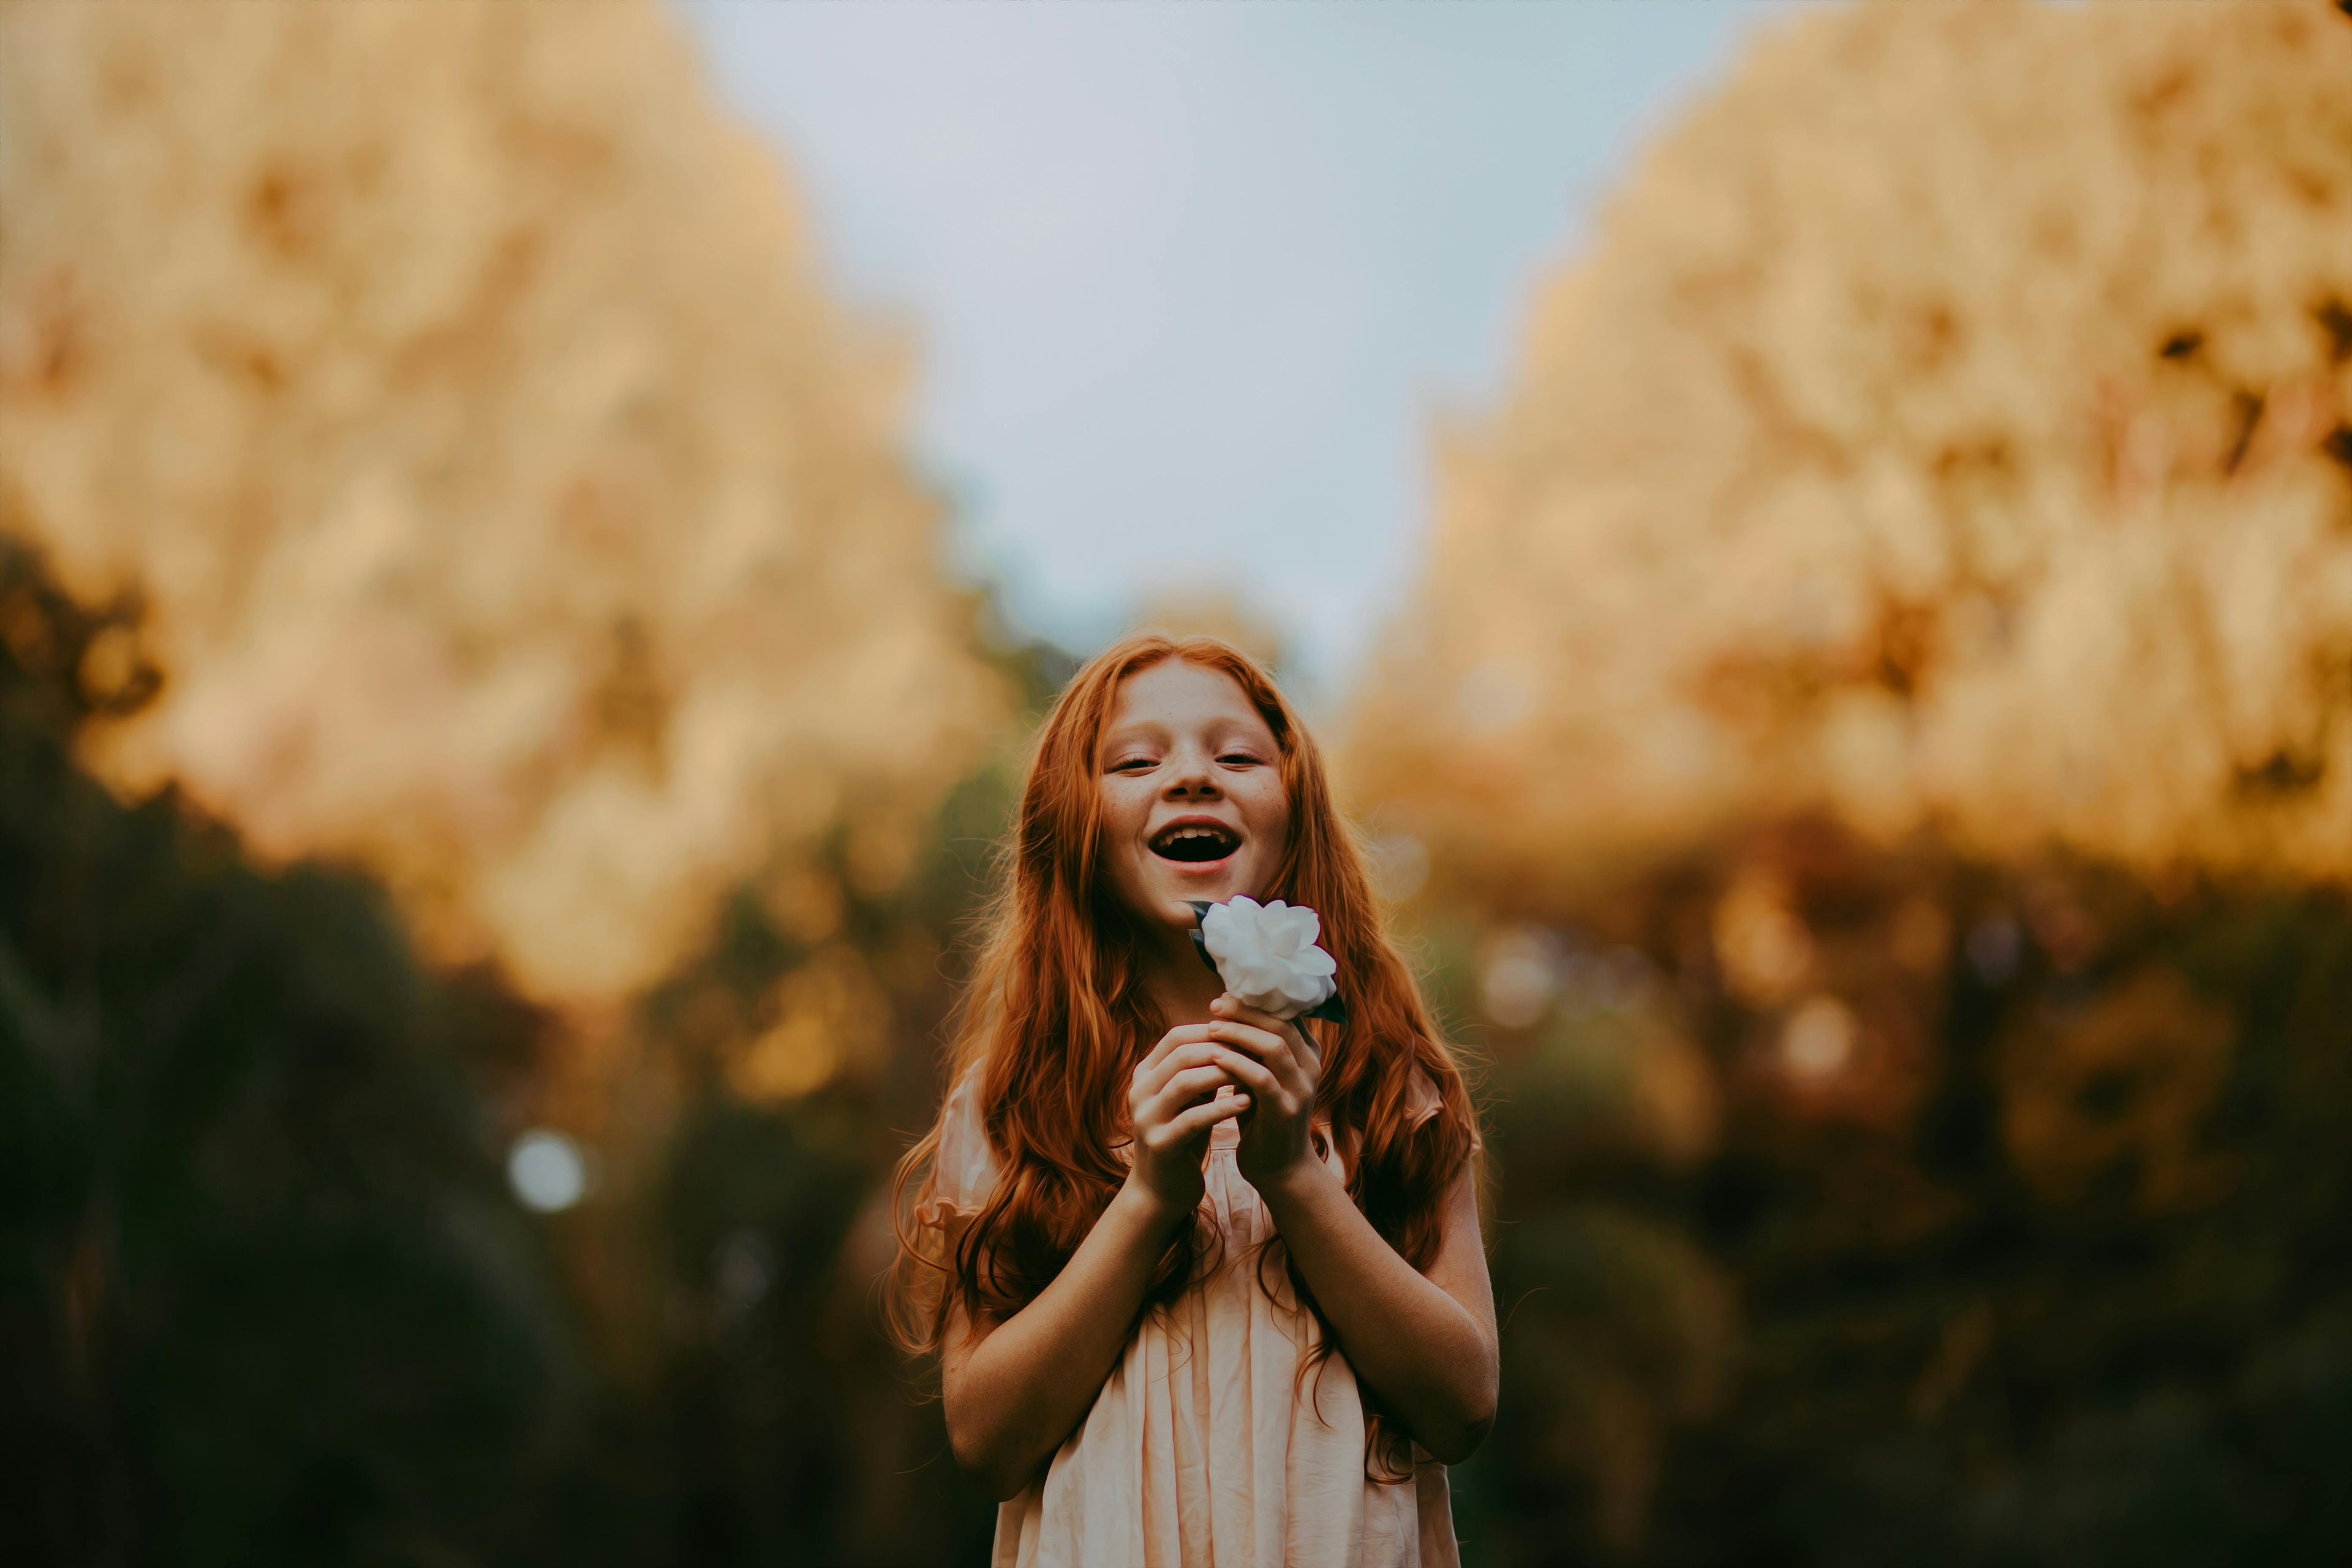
[914,1068,1000,1229]
[1405,1063,1482,1155]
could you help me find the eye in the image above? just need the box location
[1218,752,1265,767]
[1108,756,1157,774]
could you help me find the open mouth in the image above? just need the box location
[1150,823,1240,864]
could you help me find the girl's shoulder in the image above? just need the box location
[1400,1057,1481,1154]
[1402,1062,1443,1128]
[923,1066,1000,1218]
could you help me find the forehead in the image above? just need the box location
[1104,659,1275,739]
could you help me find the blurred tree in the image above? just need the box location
[0,539,566,1566]
[596,603,1070,1567]
[1350,4,2352,1562]
[1431,829,2352,1568]
[1352,0,2352,891]
[0,0,1005,1008]
[0,2,1054,1553]
[0,538,1044,1568]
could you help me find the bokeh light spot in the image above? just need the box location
[1781,996,1857,1080]
[508,1129,589,1213]
[1482,928,1559,1029]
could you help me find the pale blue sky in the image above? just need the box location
[679,0,1795,698]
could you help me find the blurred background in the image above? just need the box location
[4,2,2351,1564]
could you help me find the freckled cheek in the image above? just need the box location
[1242,797,1289,865]
[1101,787,1151,846]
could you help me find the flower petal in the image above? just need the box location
[1197,895,1343,1020]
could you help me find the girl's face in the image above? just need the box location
[1098,659,1291,941]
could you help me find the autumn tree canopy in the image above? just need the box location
[1351,0,2352,898]
[0,0,1000,1006]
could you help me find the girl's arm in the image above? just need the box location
[940,1028,1243,1500]
[1207,1000,1500,1464]
[1253,1148,1496,1462]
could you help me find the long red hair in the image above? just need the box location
[886,633,1479,1382]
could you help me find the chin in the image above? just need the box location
[1134,861,1260,924]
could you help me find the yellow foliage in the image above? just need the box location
[730,946,894,1105]
[1350,0,2352,894]
[0,0,1002,1002]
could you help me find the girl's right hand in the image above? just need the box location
[1124,1026,1250,1219]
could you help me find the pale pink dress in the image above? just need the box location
[921,1068,1470,1568]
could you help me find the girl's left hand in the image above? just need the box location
[1207,995,1322,1189]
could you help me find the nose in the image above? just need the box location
[1162,741,1221,799]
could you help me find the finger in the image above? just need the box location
[1134,1026,1218,1093]
[1140,1023,1215,1074]
[1136,1040,1231,1102]
[1291,1023,1322,1078]
[1205,1018,1287,1059]
[1158,1092,1250,1144]
[1224,998,1321,1063]
[1215,997,1292,1035]
[1143,1064,1237,1123]
[1206,1020,1311,1095]
[1139,1069,1237,1137]
[1210,1046,1283,1102]
[1215,999,1324,1072]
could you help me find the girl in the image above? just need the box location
[890,633,1494,1567]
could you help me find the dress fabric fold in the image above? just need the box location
[924,1070,1464,1568]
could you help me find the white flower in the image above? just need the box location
[1199,895,1340,1020]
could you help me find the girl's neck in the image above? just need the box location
[1137,920,1223,1028]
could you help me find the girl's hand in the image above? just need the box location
[1123,1025,1249,1220]
[1206,995,1321,1190]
